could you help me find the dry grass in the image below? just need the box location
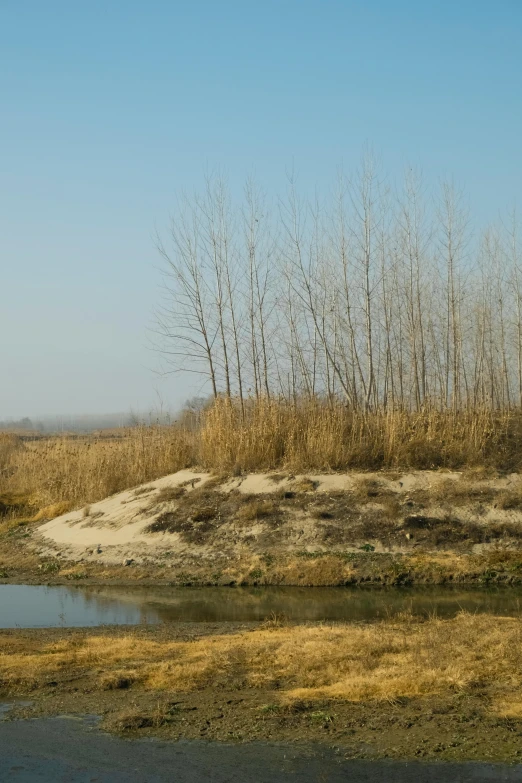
[0,433,21,476]
[427,478,499,507]
[199,398,522,473]
[2,615,522,716]
[268,473,288,483]
[292,477,317,492]
[0,426,194,514]
[352,477,389,501]
[3,397,522,520]
[496,489,522,511]
[154,486,187,504]
[236,499,279,523]
[99,669,137,690]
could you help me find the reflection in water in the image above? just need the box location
[1,584,522,628]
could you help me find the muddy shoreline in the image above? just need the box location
[3,619,522,762]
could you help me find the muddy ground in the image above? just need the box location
[1,623,522,763]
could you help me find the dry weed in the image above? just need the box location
[292,477,317,492]
[3,615,522,713]
[153,486,187,504]
[495,489,522,511]
[99,669,138,690]
[3,398,522,520]
[236,499,279,523]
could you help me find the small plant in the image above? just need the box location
[268,474,287,483]
[296,550,326,559]
[260,703,280,714]
[496,490,522,511]
[133,485,155,497]
[192,506,216,522]
[354,478,386,501]
[293,477,317,492]
[359,543,375,552]
[154,486,186,503]
[309,710,333,724]
[311,508,334,520]
[179,477,202,488]
[261,611,289,629]
[108,708,160,731]
[99,670,137,690]
[236,499,278,522]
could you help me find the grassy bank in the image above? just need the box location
[3,400,522,517]
[2,615,522,759]
[3,401,522,586]
[2,613,520,706]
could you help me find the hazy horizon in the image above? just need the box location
[2,1,521,418]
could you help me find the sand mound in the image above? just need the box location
[34,469,522,567]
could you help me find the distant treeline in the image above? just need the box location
[0,400,210,435]
[0,414,131,433]
[0,413,170,434]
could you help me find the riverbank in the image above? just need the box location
[2,614,522,761]
[5,467,522,587]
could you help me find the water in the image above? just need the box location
[2,583,522,628]
[1,715,522,782]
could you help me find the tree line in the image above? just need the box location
[156,157,522,413]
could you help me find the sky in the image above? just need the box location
[1,0,521,418]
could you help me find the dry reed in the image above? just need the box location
[2,398,522,515]
[199,398,522,473]
[0,426,194,512]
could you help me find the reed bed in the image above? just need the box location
[200,398,522,473]
[0,427,194,512]
[2,398,522,514]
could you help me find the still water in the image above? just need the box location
[1,584,522,628]
[2,714,521,783]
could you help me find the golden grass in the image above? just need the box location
[292,477,317,492]
[1,615,522,715]
[0,426,194,513]
[99,669,138,690]
[496,489,522,511]
[236,499,279,522]
[199,398,522,474]
[3,397,522,519]
[0,433,20,474]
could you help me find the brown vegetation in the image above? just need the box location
[2,614,522,719]
[3,400,522,520]
[0,426,192,514]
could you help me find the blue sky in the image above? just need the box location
[1,0,521,417]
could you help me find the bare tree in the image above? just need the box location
[155,157,521,415]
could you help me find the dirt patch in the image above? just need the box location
[403,514,522,547]
[146,488,287,544]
